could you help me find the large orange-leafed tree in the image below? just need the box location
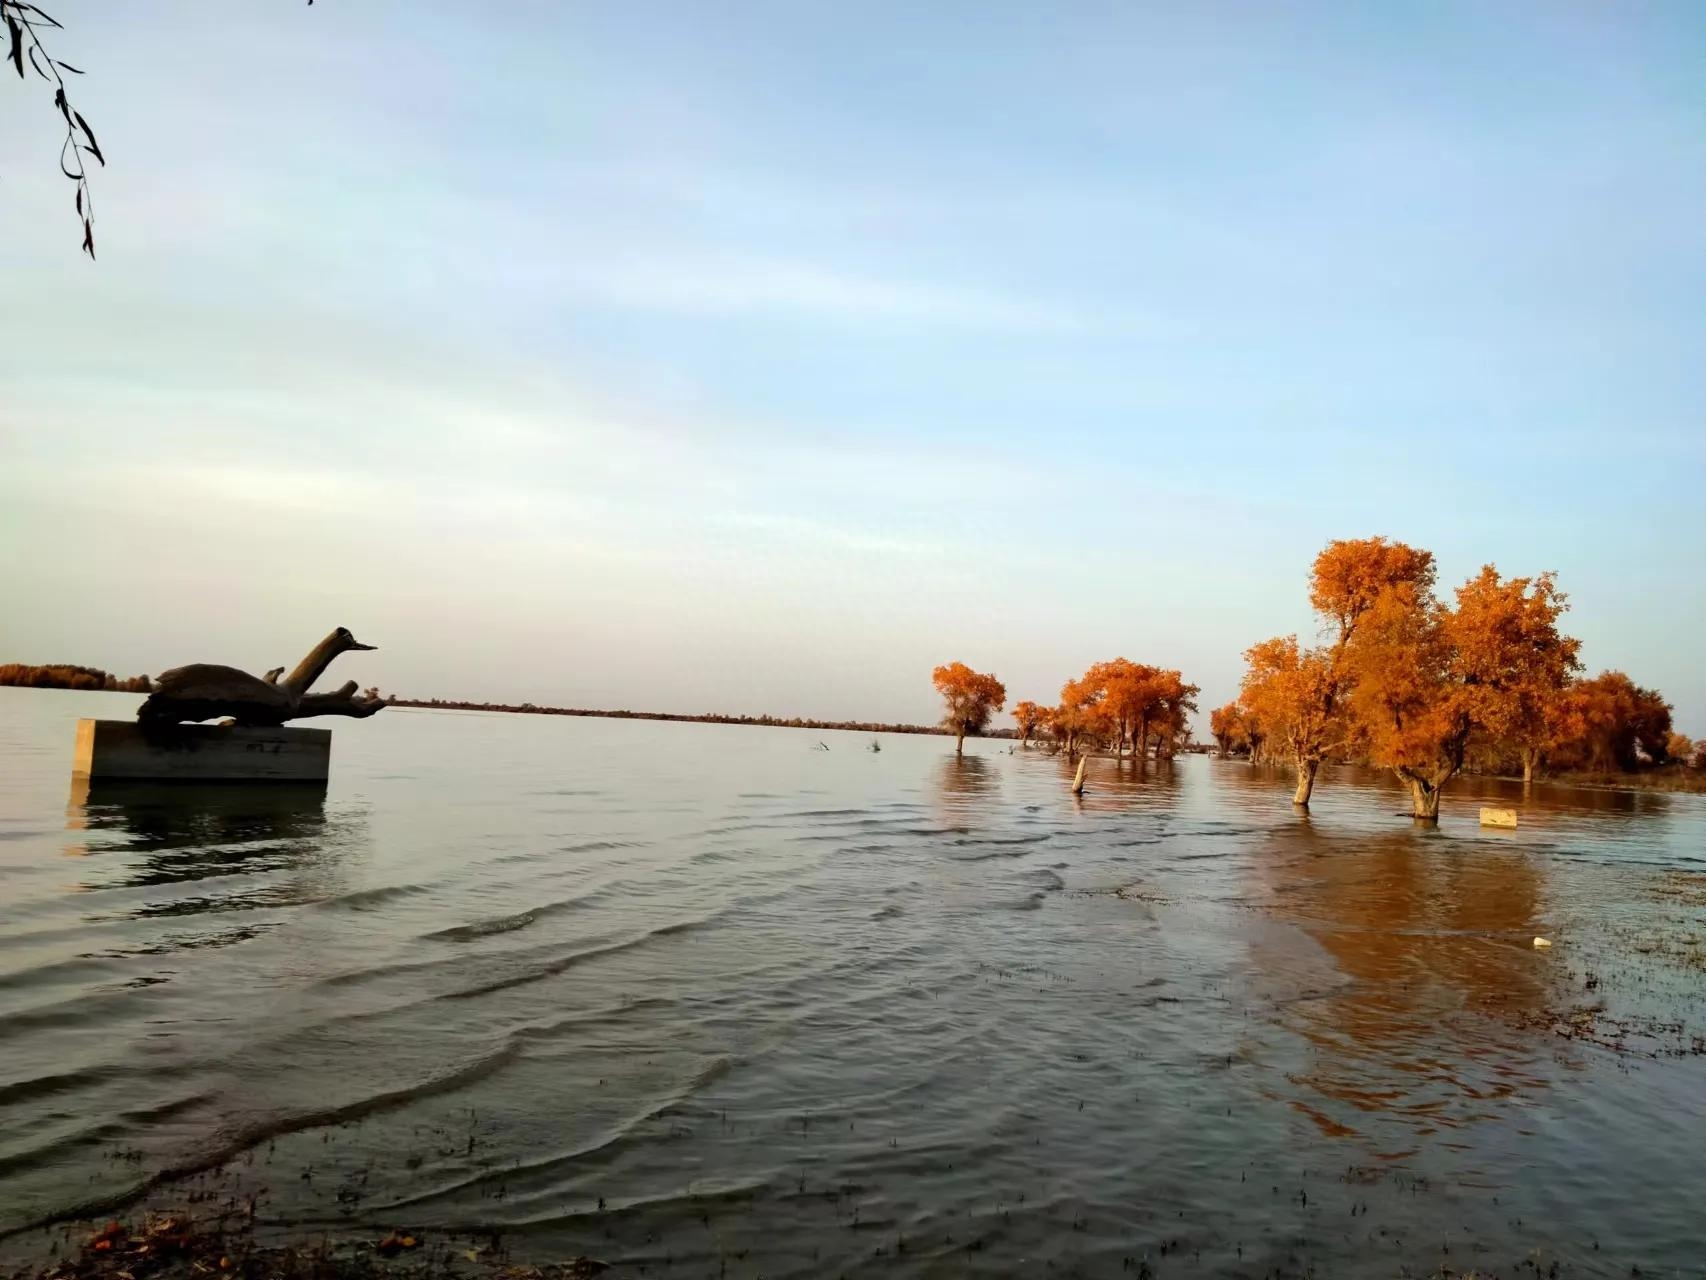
[1449,568,1581,783]
[932,662,1007,757]
[1341,578,1463,819]
[1239,537,1435,808]
[1345,564,1579,819]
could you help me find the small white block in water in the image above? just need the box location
[1532,936,1552,949]
[1481,807,1519,828]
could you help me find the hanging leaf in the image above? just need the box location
[6,14,22,78]
[81,216,94,259]
[56,59,82,73]
[53,84,69,122]
[15,4,63,29]
[73,110,103,164]
[59,134,79,178]
[75,185,81,215]
[27,41,48,78]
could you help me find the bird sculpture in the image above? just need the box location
[138,627,385,726]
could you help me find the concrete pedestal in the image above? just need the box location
[73,719,332,782]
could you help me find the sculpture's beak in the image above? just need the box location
[350,640,378,651]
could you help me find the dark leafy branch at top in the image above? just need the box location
[4,0,100,256]
[4,1,315,259]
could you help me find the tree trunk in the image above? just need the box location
[1404,773,1443,821]
[1136,716,1148,760]
[1292,757,1319,807]
[955,726,965,757]
[1521,746,1539,785]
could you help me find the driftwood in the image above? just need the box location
[137,628,385,727]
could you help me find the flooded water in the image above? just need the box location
[2,688,1705,1277]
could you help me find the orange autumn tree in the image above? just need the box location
[1150,669,1200,759]
[1449,567,1581,784]
[1547,671,1674,772]
[1011,700,1044,747]
[1054,673,1106,758]
[1340,575,1460,819]
[1209,701,1249,758]
[932,662,1007,757]
[1241,537,1436,808]
[1346,564,1578,819]
[1086,658,1158,758]
[1240,637,1338,805]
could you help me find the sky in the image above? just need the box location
[2,2,1702,730]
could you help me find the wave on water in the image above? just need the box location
[437,917,717,1002]
[0,1043,525,1240]
[316,883,436,912]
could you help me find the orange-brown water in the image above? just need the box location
[3,689,1704,1276]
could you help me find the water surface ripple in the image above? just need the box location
[3,689,1705,1277]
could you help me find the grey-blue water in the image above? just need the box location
[3,688,1705,1277]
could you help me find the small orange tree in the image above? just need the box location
[1011,700,1043,747]
[1150,669,1200,759]
[932,662,1007,757]
[1240,637,1339,805]
[1548,671,1675,771]
[1209,701,1248,757]
[1086,658,1159,756]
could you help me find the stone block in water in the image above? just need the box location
[72,718,332,782]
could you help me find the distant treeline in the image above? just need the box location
[388,697,1016,738]
[0,663,153,692]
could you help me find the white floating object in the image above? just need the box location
[1481,807,1519,828]
[1532,936,1552,949]
[1071,757,1086,796]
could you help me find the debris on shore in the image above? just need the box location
[8,1214,607,1280]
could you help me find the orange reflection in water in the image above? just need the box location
[1253,826,1555,1150]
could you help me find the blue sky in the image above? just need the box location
[2,2,1702,728]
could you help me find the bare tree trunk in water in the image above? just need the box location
[955,726,965,758]
[1404,773,1443,820]
[1136,717,1148,762]
[1292,757,1319,807]
[1521,747,1539,786]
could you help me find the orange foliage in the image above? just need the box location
[1344,564,1581,817]
[0,663,152,692]
[1545,671,1673,772]
[1447,567,1580,781]
[1209,702,1247,757]
[1011,700,1044,745]
[1055,660,1199,759]
[1236,538,1435,807]
[1309,537,1436,644]
[932,662,1006,756]
[1239,636,1340,804]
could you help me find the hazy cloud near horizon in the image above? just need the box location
[3,3,1703,728]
